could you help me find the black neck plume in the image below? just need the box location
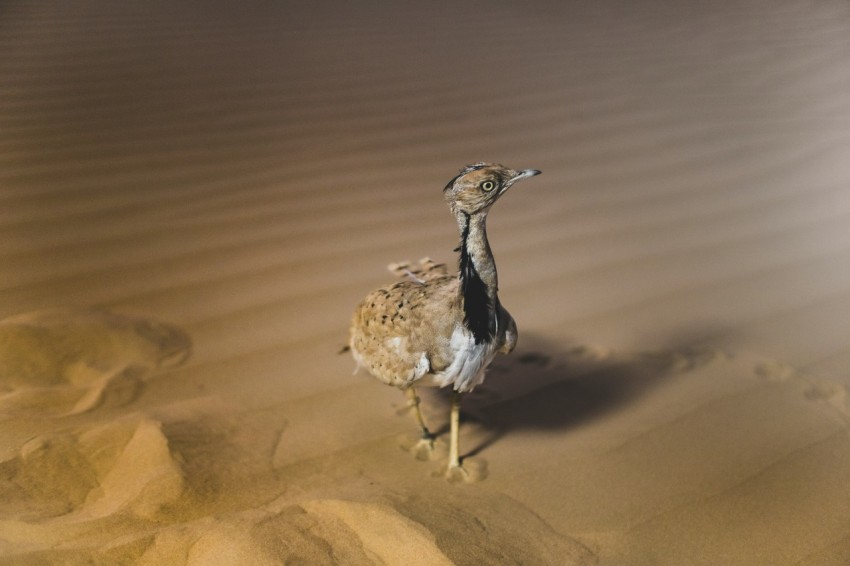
[458,213,495,344]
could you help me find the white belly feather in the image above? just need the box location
[424,325,497,393]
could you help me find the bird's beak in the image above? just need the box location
[500,168,541,195]
[514,169,542,180]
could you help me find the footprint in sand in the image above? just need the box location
[753,359,797,382]
[750,356,850,422]
[0,308,191,417]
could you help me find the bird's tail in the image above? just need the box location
[387,257,449,284]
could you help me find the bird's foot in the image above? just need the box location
[444,463,470,483]
[412,435,437,461]
[439,458,487,483]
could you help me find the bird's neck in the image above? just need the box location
[456,211,498,343]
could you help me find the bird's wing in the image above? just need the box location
[349,275,461,387]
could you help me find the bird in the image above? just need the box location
[349,163,541,477]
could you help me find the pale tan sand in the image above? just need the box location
[2,1,850,564]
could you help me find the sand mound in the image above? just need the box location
[0,308,190,416]
[168,500,455,566]
[299,499,453,564]
[0,416,184,526]
[79,417,185,520]
[135,496,575,566]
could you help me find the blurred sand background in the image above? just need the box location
[2,1,850,564]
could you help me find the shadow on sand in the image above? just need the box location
[428,333,720,460]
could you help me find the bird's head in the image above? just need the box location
[443,163,541,216]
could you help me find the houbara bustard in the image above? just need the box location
[350,163,541,477]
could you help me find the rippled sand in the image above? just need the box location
[2,2,850,564]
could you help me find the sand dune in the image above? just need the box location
[2,0,850,564]
[0,309,190,418]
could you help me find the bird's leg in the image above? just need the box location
[448,391,463,471]
[405,387,435,446]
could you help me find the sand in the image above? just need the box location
[2,1,850,564]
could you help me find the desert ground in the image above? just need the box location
[2,1,850,564]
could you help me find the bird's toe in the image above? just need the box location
[442,458,487,483]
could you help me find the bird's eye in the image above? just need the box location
[480,180,496,192]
